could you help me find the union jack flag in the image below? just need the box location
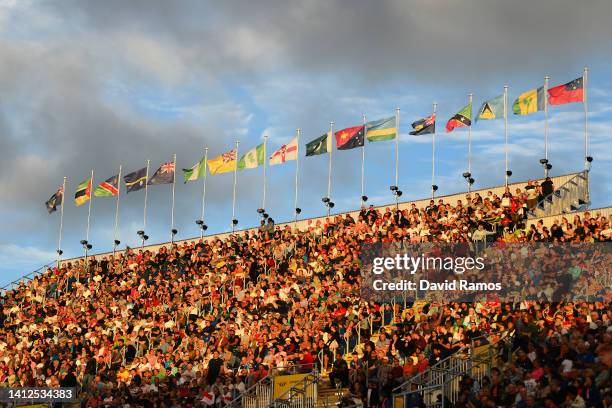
[160,162,175,173]
[222,149,237,162]
[148,160,176,185]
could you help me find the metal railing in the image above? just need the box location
[0,261,55,295]
[393,333,514,407]
[225,364,315,408]
[268,370,319,408]
[529,171,589,218]
[226,375,274,408]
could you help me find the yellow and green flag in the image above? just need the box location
[366,116,397,142]
[238,143,265,170]
[512,87,544,115]
[183,156,207,183]
[74,177,92,206]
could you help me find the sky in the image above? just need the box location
[1,0,611,285]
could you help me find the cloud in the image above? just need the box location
[31,0,612,86]
[0,244,56,280]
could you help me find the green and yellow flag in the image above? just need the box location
[366,116,397,142]
[512,87,544,115]
[74,177,92,206]
[238,143,265,170]
[183,156,207,183]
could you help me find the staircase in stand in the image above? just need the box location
[528,171,590,218]
[315,380,351,408]
[392,334,515,408]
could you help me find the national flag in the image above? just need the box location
[548,77,584,105]
[124,167,148,193]
[201,391,214,406]
[182,156,206,183]
[45,185,64,214]
[208,149,237,174]
[305,132,333,156]
[238,143,265,170]
[365,116,397,142]
[335,125,365,150]
[410,114,436,136]
[269,137,298,165]
[94,175,119,197]
[476,95,504,121]
[148,161,176,185]
[512,87,544,115]
[446,103,472,133]
[74,177,92,207]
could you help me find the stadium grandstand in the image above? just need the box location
[1,170,610,408]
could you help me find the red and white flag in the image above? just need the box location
[201,391,215,406]
[269,137,298,165]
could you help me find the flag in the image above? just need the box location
[208,149,237,174]
[410,114,436,136]
[305,132,333,156]
[548,77,584,105]
[74,177,92,207]
[45,185,64,214]
[446,103,472,133]
[124,167,147,193]
[476,95,504,121]
[183,156,206,183]
[366,116,397,142]
[269,137,298,165]
[94,175,119,197]
[238,143,265,170]
[335,125,365,150]
[148,161,176,185]
[512,87,544,115]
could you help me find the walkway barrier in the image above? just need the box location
[393,333,515,407]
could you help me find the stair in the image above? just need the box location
[528,171,590,219]
[315,381,350,408]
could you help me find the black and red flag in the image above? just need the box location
[94,175,119,197]
[334,125,365,150]
[446,103,472,133]
[548,77,584,105]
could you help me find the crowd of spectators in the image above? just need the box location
[0,182,610,407]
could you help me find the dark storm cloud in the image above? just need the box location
[39,0,612,84]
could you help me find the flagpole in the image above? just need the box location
[467,93,473,192]
[57,176,67,267]
[361,114,366,207]
[294,129,301,222]
[142,159,150,247]
[113,165,122,254]
[262,135,268,211]
[544,76,550,178]
[170,153,177,243]
[504,85,510,186]
[231,140,240,232]
[200,147,209,238]
[584,67,589,168]
[327,121,334,216]
[85,169,94,243]
[431,103,437,199]
[395,107,400,189]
